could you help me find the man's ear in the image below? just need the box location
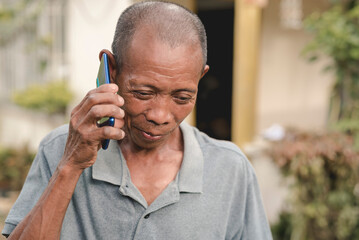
[200,65,210,79]
[99,49,118,83]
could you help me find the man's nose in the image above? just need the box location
[145,99,172,125]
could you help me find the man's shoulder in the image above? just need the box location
[39,124,69,148]
[182,123,251,171]
[190,125,246,160]
[32,124,69,172]
[186,124,257,187]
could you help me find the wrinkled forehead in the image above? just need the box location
[124,25,203,70]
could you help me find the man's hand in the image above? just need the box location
[7,84,125,240]
[62,83,125,170]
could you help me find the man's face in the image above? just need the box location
[116,28,208,150]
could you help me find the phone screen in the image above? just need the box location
[97,53,110,87]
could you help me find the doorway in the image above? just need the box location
[196,3,234,140]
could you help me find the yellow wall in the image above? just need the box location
[232,0,262,146]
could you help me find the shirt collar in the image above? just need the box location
[92,139,124,186]
[92,122,203,193]
[177,122,203,193]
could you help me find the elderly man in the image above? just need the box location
[2,1,272,239]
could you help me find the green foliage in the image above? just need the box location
[271,131,359,240]
[0,146,35,191]
[299,4,359,238]
[12,80,73,115]
[303,3,359,122]
[330,119,359,149]
[271,211,293,240]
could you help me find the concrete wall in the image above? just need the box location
[256,0,333,133]
[66,0,131,105]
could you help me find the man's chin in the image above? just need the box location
[131,137,167,150]
[131,127,179,149]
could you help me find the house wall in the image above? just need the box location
[256,0,333,133]
[66,0,131,105]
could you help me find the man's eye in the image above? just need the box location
[174,95,192,104]
[133,91,153,99]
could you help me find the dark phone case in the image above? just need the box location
[96,53,115,150]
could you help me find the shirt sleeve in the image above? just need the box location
[237,167,273,240]
[1,145,52,237]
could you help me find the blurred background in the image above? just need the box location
[1,0,359,239]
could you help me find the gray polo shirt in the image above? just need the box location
[2,123,272,239]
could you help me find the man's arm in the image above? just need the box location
[7,163,82,239]
[7,84,125,239]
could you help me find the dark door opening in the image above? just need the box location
[196,7,234,140]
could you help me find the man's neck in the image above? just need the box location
[119,126,184,205]
[119,126,184,164]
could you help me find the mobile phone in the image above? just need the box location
[96,52,115,150]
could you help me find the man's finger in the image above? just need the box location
[94,126,126,141]
[113,118,125,129]
[71,84,121,117]
[87,104,124,123]
[73,94,124,125]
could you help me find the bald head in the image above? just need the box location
[111,1,207,73]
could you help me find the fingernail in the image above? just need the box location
[110,84,118,91]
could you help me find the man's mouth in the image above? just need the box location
[139,129,163,141]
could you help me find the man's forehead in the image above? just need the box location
[125,30,202,67]
[131,23,199,48]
